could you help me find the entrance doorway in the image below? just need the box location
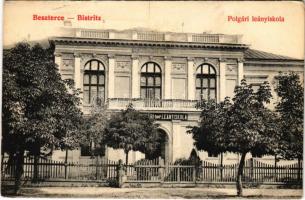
[145,129,169,162]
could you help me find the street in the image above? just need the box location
[2,187,303,198]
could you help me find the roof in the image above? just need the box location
[244,49,302,61]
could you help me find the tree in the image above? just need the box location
[2,42,83,193]
[275,72,303,181]
[188,80,280,196]
[104,104,160,164]
[81,103,108,157]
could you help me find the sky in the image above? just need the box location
[3,1,304,59]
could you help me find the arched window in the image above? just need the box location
[83,60,105,104]
[140,62,162,99]
[196,64,217,101]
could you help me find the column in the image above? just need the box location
[172,121,181,162]
[219,58,226,101]
[54,53,62,72]
[74,53,81,89]
[187,57,195,100]
[131,55,140,98]
[108,55,115,98]
[164,56,172,99]
[238,58,244,84]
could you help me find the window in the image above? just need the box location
[140,62,162,99]
[196,64,217,101]
[83,60,105,104]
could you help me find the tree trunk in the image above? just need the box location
[236,152,247,197]
[220,153,223,181]
[65,148,68,163]
[1,152,4,168]
[64,148,68,179]
[274,155,277,182]
[33,143,40,183]
[33,155,39,183]
[125,150,129,165]
[14,149,25,195]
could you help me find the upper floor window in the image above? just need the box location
[83,60,105,104]
[140,62,162,99]
[196,64,217,101]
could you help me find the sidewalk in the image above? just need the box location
[2,187,303,198]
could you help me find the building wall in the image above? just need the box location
[52,34,304,164]
[244,64,304,110]
[54,44,245,105]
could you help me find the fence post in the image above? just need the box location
[95,156,99,180]
[193,164,196,183]
[159,157,164,183]
[177,165,180,182]
[117,159,125,188]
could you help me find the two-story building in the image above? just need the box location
[51,28,304,164]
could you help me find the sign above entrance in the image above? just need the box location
[149,113,188,121]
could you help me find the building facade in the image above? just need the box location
[51,28,304,164]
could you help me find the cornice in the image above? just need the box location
[237,58,245,63]
[219,58,227,62]
[73,52,80,57]
[108,54,115,59]
[131,55,139,59]
[164,56,172,61]
[187,57,195,61]
[54,52,62,57]
[51,37,249,50]
[244,59,304,66]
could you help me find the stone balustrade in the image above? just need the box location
[81,98,200,114]
[107,98,199,111]
[72,28,242,44]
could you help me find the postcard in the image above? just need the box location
[2,1,304,198]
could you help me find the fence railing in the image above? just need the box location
[124,158,302,184]
[1,156,118,182]
[1,156,302,185]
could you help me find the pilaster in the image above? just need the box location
[238,58,244,84]
[164,56,172,99]
[54,53,62,72]
[131,55,140,98]
[172,121,181,162]
[187,57,195,100]
[219,58,227,101]
[74,53,81,89]
[108,54,115,98]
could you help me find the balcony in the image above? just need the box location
[70,28,242,44]
[82,98,200,114]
